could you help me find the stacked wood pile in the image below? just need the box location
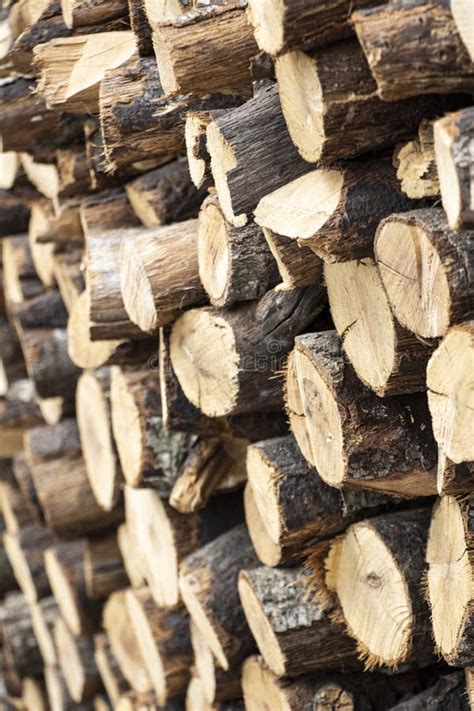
[0,0,473,710]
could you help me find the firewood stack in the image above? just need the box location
[0,0,473,709]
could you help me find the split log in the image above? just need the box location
[94,633,129,705]
[394,119,439,199]
[375,208,474,338]
[0,380,43,458]
[170,285,326,417]
[51,249,84,313]
[185,109,230,190]
[434,107,474,231]
[27,202,57,289]
[179,524,258,671]
[60,0,128,28]
[261,228,322,288]
[325,259,435,395]
[206,83,311,227]
[103,590,152,694]
[327,508,433,668]
[84,531,128,599]
[125,486,243,607]
[21,155,59,203]
[125,160,206,228]
[254,156,421,263]
[246,0,379,55]
[119,219,207,332]
[126,588,192,703]
[426,495,473,666]
[153,5,257,95]
[198,196,279,308]
[3,523,53,602]
[44,539,102,636]
[427,322,474,465]
[30,596,59,666]
[117,522,145,589]
[285,331,437,496]
[76,368,122,511]
[352,0,474,101]
[68,291,156,369]
[1,592,43,679]
[190,621,241,706]
[2,236,43,307]
[54,616,101,702]
[30,198,83,246]
[239,565,357,677]
[110,366,194,490]
[33,32,137,112]
[245,436,392,566]
[275,39,459,164]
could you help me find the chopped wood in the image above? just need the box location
[1,592,43,679]
[54,616,101,701]
[60,0,128,29]
[3,523,53,602]
[94,633,129,705]
[190,620,242,705]
[84,530,128,599]
[185,108,231,190]
[30,596,59,666]
[394,119,439,199]
[261,228,322,289]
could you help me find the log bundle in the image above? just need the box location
[0,1,472,710]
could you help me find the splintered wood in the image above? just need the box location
[0,0,473,709]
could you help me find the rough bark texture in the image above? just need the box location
[390,672,468,710]
[128,0,154,55]
[1,592,43,679]
[262,228,322,288]
[353,0,474,100]
[179,524,259,671]
[54,616,101,702]
[287,331,437,496]
[3,523,53,602]
[30,596,60,666]
[239,566,358,678]
[84,531,128,600]
[0,191,32,237]
[61,0,128,28]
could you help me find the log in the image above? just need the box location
[206,83,311,227]
[0,380,43,458]
[125,160,206,228]
[45,664,95,711]
[325,259,435,396]
[80,187,140,236]
[352,0,474,101]
[1,592,43,679]
[185,109,230,190]
[76,368,123,511]
[33,32,137,113]
[30,198,83,246]
[0,528,17,599]
[110,366,194,490]
[94,633,129,705]
[84,530,128,599]
[254,155,421,263]
[434,107,474,231]
[119,219,207,332]
[153,5,257,95]
[394,119,439,199]
[0,190,31,238]
[117,522,145,589]
[245,436,393,566]
[285,331,437,497]
[52,249,85,314]
[246,0,379,56]
[2,236,43,307]
[197,196,279,308]
[126,587,192,703]
[3,523,54,602]
[22,678,48,711]
[170,285,326,417]
[11,455,42,525]
[261,228,322,289]
[327,508,433,668]
[102,590,152,694]
[60,0,128,28]
[0,471,37,534]
[56,146,93,198]
[0,318,33,391]
[375,208,474,338]
[125,486,244,607]
[27,202,57,289]
[427,322,474,465]
[179,524,258,671]
[238,565,358,677]
[30,596,59,666]
[275,39,460,164]
[54,616,101,702]
[44,539,102,636]
[68,291,156,369]
[190,621,241,706]
[390,672,468,710]
[437,458,474,496]
[426,495,473,666]
[127,0,153,56]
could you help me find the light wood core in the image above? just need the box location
[434,118,463,230]
[3,532,38,603]
[275,50,323,163]
[427,323,474,463]
[185,113,208,188]
[254,169,343,241]
[44,548,82,636]
[110,367,143,487]
[170,309,239,418]
[452,0,474,61]
[198,200,231,304]
[284,350,313,466]
[22,678,47,711]
[119,238,158,333]
[376,221,450,338]
[54,616,87,702]
[45,665,66,711]
[207,121,247,227]
[190,620,216,704]
[68,292,125,369]
[30,600,58,666]
[325,259,396,393]
[246,446,283,543]
[334,522,412,666]
[426,496,472,658]
[77,370,117,510]
[247,0,285,56]
[242,656,292,711]
[244,483,282,567]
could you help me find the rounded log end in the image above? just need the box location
[170,308,239,418]
[30,600,58,667]
[434,117,463,231]
[68,292,125,369]
[198,199,232,307]
[206,121,248,228]
[22,678,48,711]
[60,0,73,29]
[3,532,37,603]
[451,0,474,61]
[332,521,413,668]
[110,367,143,488]
[54,616,87,703]
[244,483,283,568]
[427,495,472,665]
[185,113,208,189]
[275,50,323,164]
[246,0,285,56]
[153,30,179,96]
[119,237,159,333]
[44,548,82,637]
[375,215,450,339]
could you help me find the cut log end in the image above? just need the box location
[246,1,285,56]
[426,495,472,665]
[170,309,239,418]
[207,121,247,227]
[119,237,162,333]
[244,483,284,568]
[44,548,82,637]
[185,113,210,189]
[68,292,126,369]
[110,367,145,487]
[198,200,232,306]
